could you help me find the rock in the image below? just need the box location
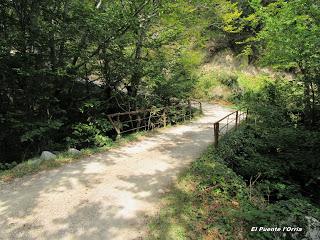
[40,151,56,161]
[68,148,81,155]
[305,216,320,240]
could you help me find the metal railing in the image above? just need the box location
[214,109,248,147]
[107,100,202,138]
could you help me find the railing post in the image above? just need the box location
[214,122,220,148]
[163,108,167,127]
[108,115,121,138]
[147,111,152,130]
[199,102,203,114]
[235,111,239,129]
[136,115,141,132]
[116,115,121,138]
[188,100,192,120]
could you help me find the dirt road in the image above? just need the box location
[0,103,232,240]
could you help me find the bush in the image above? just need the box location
[0,161,18,171]
[243,199,320,240]
[148,144,320,240]
[211,123,320,239]
[218,123,320,203]
[67,119,113,148]
[217,72,239,88]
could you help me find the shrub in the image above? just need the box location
[242,199,320,240]
[67,119,113,148]
[217,71,239,88]
[0,161,18,171]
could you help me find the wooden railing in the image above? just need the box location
[107,100,202,138]
[214,109,248,147]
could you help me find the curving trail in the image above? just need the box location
[0,103,232,240]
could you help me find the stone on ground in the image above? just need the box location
[40,151,56,161]
[68,148,81,155]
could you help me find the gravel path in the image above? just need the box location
[0,103,232,240]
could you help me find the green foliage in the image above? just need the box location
[1,0,208,165]
[218,80,320,204]
[248,0,320,125]
[254,0,320,73]
[218,123,320,202]
[218,72,239,88]
[193,72,219,100]
[0,162,18,171]
[148,147,250,240]
[237,72,271,92]
[149,75,320,239]
[193,68,271,101]
[20,120,64,143]
[240,198,320,240]
[242,79,304,126]
[68,119,113,148]
[149,144,320,240]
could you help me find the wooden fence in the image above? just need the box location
[107,100,202,138]
[214,109,248,147]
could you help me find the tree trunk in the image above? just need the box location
[303,80,312,127]
[128,25,146,100]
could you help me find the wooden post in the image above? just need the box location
[235,111,239,129]
[116,115,121,138]
[147,111,152,130]
[136,115,141,132]
[188,100,192,120]
[108,115,121,138]
[214,122,220,148]
[162,108,167,127]
[246,109,249,121]
[199,102,203,114]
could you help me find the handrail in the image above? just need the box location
[107,109,157,118]
[214,109,248,147]
[215,111,237,123]
[107,100,202,138]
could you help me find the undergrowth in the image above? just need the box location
[149,72,320,240]
[148,125,320,240]
[193,69,272,102]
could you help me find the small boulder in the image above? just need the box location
[305,216,320,240]
[68,148,81,155]
[40,151,56,161]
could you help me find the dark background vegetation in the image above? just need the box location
[0,0,199,167]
